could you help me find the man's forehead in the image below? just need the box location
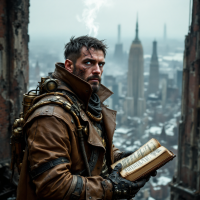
[80,46,104,58]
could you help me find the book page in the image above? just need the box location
[120,146,167,177]
[111,138,161,170]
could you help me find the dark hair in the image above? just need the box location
[64,36,108,64]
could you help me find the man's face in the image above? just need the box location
[65,47,105,93]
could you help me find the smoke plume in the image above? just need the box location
[77,0,112,37]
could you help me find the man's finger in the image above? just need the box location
[134,178,146,188]
[113,163,122,172]
[151,170,157,177]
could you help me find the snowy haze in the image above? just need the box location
[30,0,190,40]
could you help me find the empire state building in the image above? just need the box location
[127,19,145,117]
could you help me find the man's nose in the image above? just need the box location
[92,64,101,74]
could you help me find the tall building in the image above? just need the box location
[164,23,167,41]
[170,0,200,199]
[104,75,119,109]
[113,24,123,64]
[0,0,29,197]
[148,41,159,95]
[127,18,145,117]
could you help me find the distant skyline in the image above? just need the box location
[30,0,190,41]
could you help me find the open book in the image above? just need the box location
[111,138,176,182]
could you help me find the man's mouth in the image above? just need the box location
[87,76,101,83]
[89,79,99,82]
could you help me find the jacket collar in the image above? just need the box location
[53,63,113,110]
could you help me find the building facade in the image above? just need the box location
[127,19,145,117]
[148,41,159,95]
[170,0,200,199]
[113,24,123,64]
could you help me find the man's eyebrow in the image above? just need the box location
[82,58,105,63]
[82,58,96,62]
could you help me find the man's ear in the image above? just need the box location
[64,59,74,73]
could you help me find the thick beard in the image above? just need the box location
[73,66,101,93]
[89,82,99,93]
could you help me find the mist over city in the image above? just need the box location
[1,0,199,200]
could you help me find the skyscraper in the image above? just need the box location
[164,23,167,41]
[113,24,123,64]
[127,18,145,117]
[148,41,159,95]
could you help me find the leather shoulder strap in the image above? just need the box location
[23,94,72,127]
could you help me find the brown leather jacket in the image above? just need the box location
[17,63,122,200]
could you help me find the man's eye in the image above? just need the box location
[85,61,91,65]
[99,63,104,67]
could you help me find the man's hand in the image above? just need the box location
[107,163,148,200]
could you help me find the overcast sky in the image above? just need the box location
[29,0,190,41]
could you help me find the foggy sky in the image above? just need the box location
[30,0,190,41]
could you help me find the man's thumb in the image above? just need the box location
[113,163,122,172]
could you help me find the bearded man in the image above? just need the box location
[17,36,154,200]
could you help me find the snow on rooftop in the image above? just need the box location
[114,142,122,147]
[126,141,131,145]
[115,127,134,134]
[148,197,155,200]
[126,145,138,151]
[164,118,177,136]
[165,126,174,136]
[134,140,141,146]
[163,53,183,62]
[174,111,181,118]
[153,186,161,190]
[148,117,153,121]
[151,176,172,187]
[148,126,162,135]
[149,93,158,98]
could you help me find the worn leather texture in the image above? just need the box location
[16,63,121,200]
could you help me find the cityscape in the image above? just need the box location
[0,1,199,200]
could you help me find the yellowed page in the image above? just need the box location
[111,138,161,170]
[120,146,171,177]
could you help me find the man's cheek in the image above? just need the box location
[74,69,86,80]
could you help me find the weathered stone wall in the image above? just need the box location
[170,0,200,199]
[0,0,29,165]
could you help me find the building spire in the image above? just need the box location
[136,14,139,40]
[118,24,121,44]
[152,40,158,59]
[133,14,140,43]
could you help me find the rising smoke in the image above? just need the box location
[77,0,112,37]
